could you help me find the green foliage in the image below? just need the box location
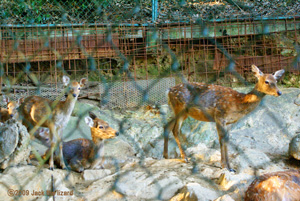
[281,72,300,88]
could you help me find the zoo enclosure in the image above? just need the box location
[0,1,300,201]
[0,1,300,108]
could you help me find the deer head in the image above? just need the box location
[84,112,119,142]
[63,75,87,98]
[252,65,285,96]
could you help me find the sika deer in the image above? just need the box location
[164,65,285,171]
[18,75,87,170]
[245,170,300,201]
[42,112,119,172]
[0,95,20,123]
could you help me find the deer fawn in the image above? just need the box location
[0,95,20,123]
[164,65,285,171]
[245,170,300,201]
[18,75,87,170]
[41,112,118,172]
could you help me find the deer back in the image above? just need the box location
[60,139,95,166]
[168,83,253,123]
[18,96,53,128]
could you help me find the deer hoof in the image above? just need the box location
[77,167,84,173]
[49,167,54,171]
[60,163,67,170]
[184,157,189,163]
[228,168,236,173]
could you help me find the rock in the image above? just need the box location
[102,138,137,169]
[83,169,112,181]
[289,133,300,160]
[186,143,221,164]
[0,119,31,169]
[216,170,253,191]
[0,166,81,201]
[215,194,235,201]
[115,162,184,199]
[170,183,219,201]
[0,121,18,163]
[82,159,187,200]
[232,148,271,171]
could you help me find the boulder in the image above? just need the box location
[0,119,31,169]
[289,133,300,160]
[0,166,81,201]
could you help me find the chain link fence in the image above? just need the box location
[1,0,300,25]
[0,0,300,200]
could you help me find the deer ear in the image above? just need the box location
[89,112,97,120]
[80,78,87,87]
[251,64,264,78]
[85,116,94,127]
[62,76,70,86]
[273,69,285,80]
[39,128,49,137]
[3,95,9,103]
[18,97,24,105]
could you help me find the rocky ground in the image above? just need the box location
[0,87,300,201]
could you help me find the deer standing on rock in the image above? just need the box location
[40,112,119,172]
[18,75,87,170]
[164,65,285,172]
[0,95,20,123]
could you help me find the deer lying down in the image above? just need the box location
[0,95,20,123]
[41,112,119,172]
[245,170,300,201]
[164,65,285,172]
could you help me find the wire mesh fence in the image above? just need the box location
[0,0,300,201]
[1,0,300,25]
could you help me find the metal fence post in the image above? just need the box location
[152,0,158,23]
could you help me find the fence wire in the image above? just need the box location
[0,0,300,201]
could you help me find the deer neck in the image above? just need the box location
[91,128,104,146]
[243,85,266,104]
[60,94,77,115]
[91,133,104,160]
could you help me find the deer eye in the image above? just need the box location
[265,81,269,84]
[99,125,104,129]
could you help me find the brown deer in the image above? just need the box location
[164,65,285,171]
[18,75,87,170]
[40,112,119,172]
[0,95,20,123]
[245,170,300,201]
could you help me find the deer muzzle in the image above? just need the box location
[277,91,282,96]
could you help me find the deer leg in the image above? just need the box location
[163,118,176,159]
[172,115,188,162]
[91,141,104,169]
[48,124,56,171]
[57,129,66,169]
[216,122,235,172]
